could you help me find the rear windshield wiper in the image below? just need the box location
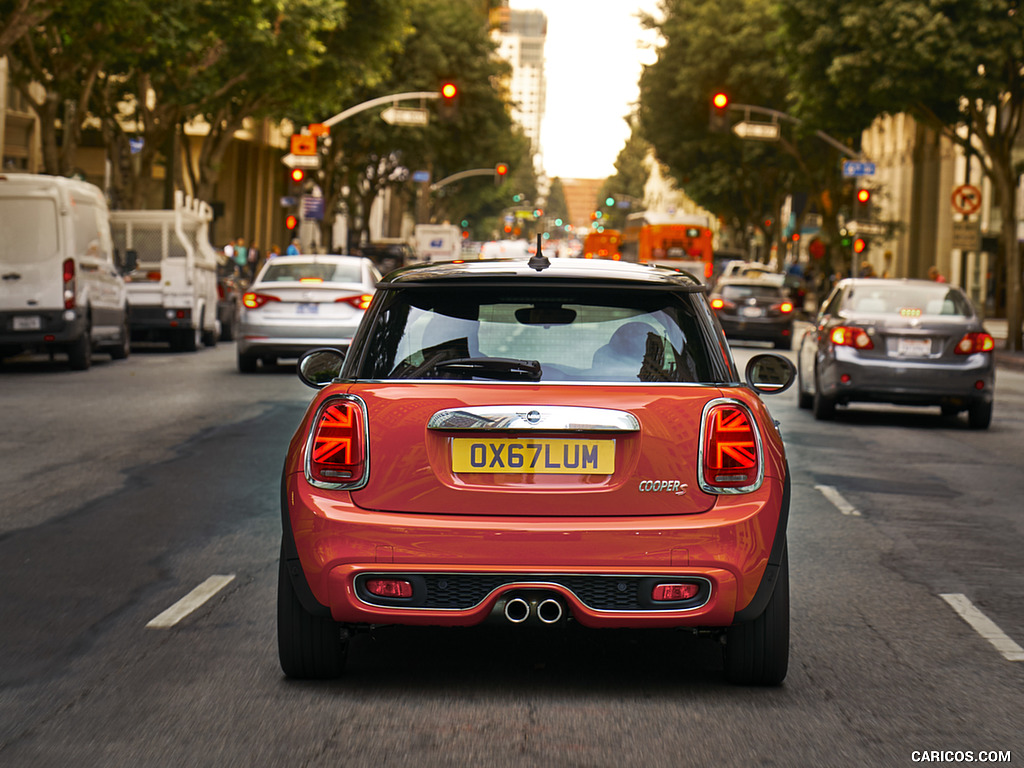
[428,357,543,382]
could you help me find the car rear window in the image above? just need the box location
[354,285,722,383]
[844,285,973,317]
[262,261,362,283]
[721,284,782,301]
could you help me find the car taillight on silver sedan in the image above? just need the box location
[242,292,280,309]
[336,294,373,310]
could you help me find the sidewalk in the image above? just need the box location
[983,319,1024,371]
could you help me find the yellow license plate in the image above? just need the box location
[451,438,615,474]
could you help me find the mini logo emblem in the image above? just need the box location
[519,410,542,424]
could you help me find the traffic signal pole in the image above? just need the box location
[321,91,443,128]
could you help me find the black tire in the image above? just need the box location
[179,325,200,352]
[967,400,992,430]
[237,351,258,373]
[109,315,131,360]
[724,547,790,686]
[812,368,836,420]
[277,555,348,679]
[796,365,813,410]
[67,331,92,370]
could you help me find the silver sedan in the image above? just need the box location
[237,254,380,372]
[796,278,995,428]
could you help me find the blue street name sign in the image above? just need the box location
[412,170,431,183]
[842,161,876,178]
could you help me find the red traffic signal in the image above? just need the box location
[709,92,731,133]
[285,214,298,231]
[495,162,509,176]
[438,81,459,122]
[289,168,305,184]
[856,188,871,204]
[852,237,867,254]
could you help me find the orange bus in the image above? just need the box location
[621,212,715,281]
[582,229,622,260]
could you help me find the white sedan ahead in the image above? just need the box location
[237,254,380,373]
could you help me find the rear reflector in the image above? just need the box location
[700,400,762,493]
[651,583,700,601]
[365,578,413,598]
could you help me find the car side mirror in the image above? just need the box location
[298,348,346,389]
[744,353,796,395]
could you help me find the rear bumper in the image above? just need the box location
[129,305,195,331]
[822,348,995,406]
[283,470,787,629]
[0,309,85,347]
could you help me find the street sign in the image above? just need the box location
[302,196,325,221]
[842,161,876,178]
[290,134,317,156]
[951,184,982,215]
[850,221,885,236]
[381,106,430,126]
[952,219,980,250]
[282,153,321,170]
[732,121,780,141]
[412,170,431,183]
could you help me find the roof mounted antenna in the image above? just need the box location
[528,233,550,271]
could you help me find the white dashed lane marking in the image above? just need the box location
[814,484,861,516]
[146,574,236,629]
[940,593,1024,662]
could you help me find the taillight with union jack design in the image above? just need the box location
[699,399,763,494]
[305,396,368,489]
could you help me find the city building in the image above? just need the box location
[490,5,547,170]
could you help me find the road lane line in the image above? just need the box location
[814,484,861,516]
[146,574,236,629]
[940,593,1024,662]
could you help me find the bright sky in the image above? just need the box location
[509,0,662,180]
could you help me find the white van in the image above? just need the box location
[0,173,131,369]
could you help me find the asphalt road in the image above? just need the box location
[0,342,1021,767]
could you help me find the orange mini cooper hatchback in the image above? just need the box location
[279,255,796,685]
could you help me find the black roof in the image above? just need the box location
[379,257,705,292]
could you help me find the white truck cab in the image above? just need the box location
[111,192,220,351]
[0,173,131,370]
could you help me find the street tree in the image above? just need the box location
[598,124,649,230]
[637,0,812,266]
[778,0,1024,350]
[305,0,525,249]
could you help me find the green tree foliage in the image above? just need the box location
[312,0,528,248]
[778,0,1024,349]
[637,0,806,258]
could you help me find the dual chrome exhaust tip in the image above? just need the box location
[503,594,565,625]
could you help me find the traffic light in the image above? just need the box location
[438,81,459,122]
[494,162,509,185]
[853,237,867,254]
[605,196,615,207]
[709,92,730,133]
[856,188,871,205]
[285,214,298,231]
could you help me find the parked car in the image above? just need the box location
[237,254,379,372]
[709,277,796,349]
[0,173,131,369]
[278,256,796,685]
[796,277,995,428]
